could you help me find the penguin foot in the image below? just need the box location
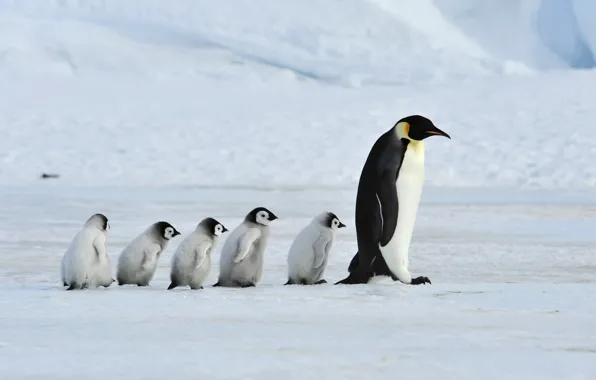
[63,282,68,287]
[240,282,255,288]
[212,281,221,287]
[167,282,178,290]
[410,276,431,285]
[314,279,327,285]
[284,279,295,285]
[189,285,203,290]
[66,284,79,291]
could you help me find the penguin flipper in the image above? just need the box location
[377,170,399,247]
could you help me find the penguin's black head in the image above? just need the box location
[395,115,450,141]
[154,221,181,240]
[86,213,109,231]
[200,217,228,237]
[245,207,278,226]
[323,212,346,230]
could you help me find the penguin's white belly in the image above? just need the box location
[190,255,211,287]
[379,144,425,283]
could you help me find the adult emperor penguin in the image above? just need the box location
[116,221,181,286]
[168,217,228,290]
[61,213,113,290]
[336,115,450,285]
[285,211,346,285]
[213,207,278,288]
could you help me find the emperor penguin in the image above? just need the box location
[213,207,278,288]
[61,213,114,290]
[285,211,346,285]
[168,217,228,290]
[336,115,450,285]
[116,221,181,286]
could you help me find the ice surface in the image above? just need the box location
[1,187,595,379]
[1,1,596,378]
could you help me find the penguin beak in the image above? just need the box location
[222,226,229,233]
[425,125,451,139]
[338,221,346,228]
[269,212,278,221]
[173,230,181,237]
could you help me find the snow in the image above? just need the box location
[1,1,596,189]
[1,186,596,379]
[1,1,596,378]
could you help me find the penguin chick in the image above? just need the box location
[116,221,181,287]
[213,207,278,288]
[285,211,346,285]
[168,218,228,290]
[61,213,111,290]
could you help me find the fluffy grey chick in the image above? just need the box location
[117,221,181,286]
[168,217,228,290]
[213,207,278,288]
[285,211,345,285]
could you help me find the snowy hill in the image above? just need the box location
[1,0,596,189]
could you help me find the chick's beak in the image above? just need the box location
[269,213,278,221]
[222,226,229,233]
[338,222,346,228]
[426,125,451,139]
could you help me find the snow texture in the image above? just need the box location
[1,1,596,378]
[0,0,596,189]
[0,186,595,379]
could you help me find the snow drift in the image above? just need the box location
[0,0,596,190]
[1,0,595,84]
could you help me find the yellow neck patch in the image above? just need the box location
[396,121,410,139]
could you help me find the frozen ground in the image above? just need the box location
[1,0,596,379]
[0,186,595,379]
